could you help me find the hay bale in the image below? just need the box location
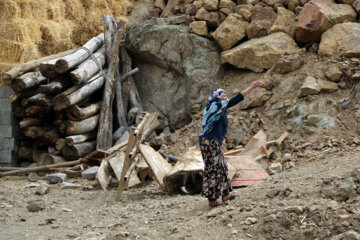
[0,0,20,20]
[0,19,42,43]
[47,0,66,20]
[0,40,41,63]
[64,0,84,21]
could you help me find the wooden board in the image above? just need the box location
[96,160,112,191]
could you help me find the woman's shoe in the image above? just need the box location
[209,200,224,208]
[222,194,236,202]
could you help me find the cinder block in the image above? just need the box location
[0,137,15,150]
[0,125,13,137]
[0,150,16,164]
[0,111,14,125]
[0,88,5,99]
[0,99,12,112]
[4,87,14,99]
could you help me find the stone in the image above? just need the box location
[231,230,238,235]
[203,0,219,10]
[155,0,166,10]
[245,217,257,224]
[117,131,129,144]
[221,32,300,72]
[273,54,303,74]
[272,101,284,110]
[236,8,251,21]
[28,172,38,182]
[207,207,225,217]
[246,5,276,39]
[238,88,272,109]
[45,173,67,184]
[195,7,209,20]
[296,0,356,44]
[351,169,360,182]
[24,183,39,188]
[35,182,50,195]
[81,166,99,180]
[319,23,360,57]
[338,0,356,5]
[212,14,248,50]
[353,0,360,13]
[26,201,44,212]
[60,182,82,190]
[299,76,321,97]
[325,65,342,82]
[267,189,280,198]
[335,177,357,201]
[127,17,222,129]
[189,21,208,36]
[186,4,198,15]
[288,0,300,12]
[204,11,221,27]
[268,7,296,36]
[220,7,234,15]
[330,230,360,240]
[220,0,236,9]
[317,79,339,92]
[269,162,282,174]
[284,206,303,214]
[281,153,291,162]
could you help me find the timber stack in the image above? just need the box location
[5,16,143,167]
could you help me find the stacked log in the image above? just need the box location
[7,17,143,167]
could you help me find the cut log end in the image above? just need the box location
[55,59,69,74]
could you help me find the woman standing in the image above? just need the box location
[199,80,263,207]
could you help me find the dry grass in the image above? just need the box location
[0,0,134,85]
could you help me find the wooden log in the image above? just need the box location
[38,153,66,166]
[55,33,104,73]
[120,46,133,113]
[3,48,75,81]
[17,147,32,159]
[53,72,106,111]
[42,129,60,144]
[24,93,52,108]
[0,167,24,172]
[129,80,143,111]
[65,131,96,146]
[38,77,71,94]
[70,46,106,84]
[40,59,58,78]
[24,126,49,138]
[65,102,101,120]
[61,141,96,160]
[0,160,81,177]
[96,159,112,191]
[55,139,65,151]
[59,114,99,136]
[10,88,40,103]
[25,106,45,117]
[19,118,43,129]
[11,72,47,92]
[14,106,25,118]
[97,20,125,150]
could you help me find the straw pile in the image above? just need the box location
[0,0,134,85]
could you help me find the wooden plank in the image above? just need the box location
[139,144,172,192]
[96,160,112,191]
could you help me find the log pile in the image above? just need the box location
[6,16,143,167]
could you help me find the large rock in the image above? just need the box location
[189,21,208,36]
[212,14,248,50]
[299,76,321,96]
[221,32,301,72]
[268,7,296,36]
[204,11,221,27]
[325,65,342,82]
[272,54,303,73]
[319,22,360,57]
[127,17,222,130]
[239,88,272,109]
[317,78,339,92]
[295,0,356,44]
[246,5,276,39]
[203,0,219,10]
[195,7,209,20]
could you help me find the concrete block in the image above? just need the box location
[0,125,13,137]
[0,137,15,150]
[0,111,14,125]
[4,87,14,99]
[0,99,12,112]
[0,88,5,99]
[0,150,16,164]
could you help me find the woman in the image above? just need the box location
[199,80,263,207]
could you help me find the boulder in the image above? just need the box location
[45,173,67,184]
[338,0,356,5]
[81,166,99,180]
[204,11,221,26]
[190,21,208,36]
[155,0,166,10]
[288,0,300,11]
[219,0,236,10]
[220,7,234,15]
[269,162,282,174]
[295,0,356,44]
[127,17,222,130]
[186,4,198,15]
[319,23,360,57]
[325,65,342,82]
[203,0,219,10]
[299,76,321,96]
[212,14,248,50]
[246,5,276,39]
[239,88,272,109]
[317,79,339,92]
[236,8,252,21]
[273,54,303,73]
[221,32,301,72]
[353,0,360,13]
[262,0,289,6]
[268,7,296,36]
[195,7,209,20]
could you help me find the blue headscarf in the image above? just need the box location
[200,89,229,136]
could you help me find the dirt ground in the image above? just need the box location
[1,142,359,240]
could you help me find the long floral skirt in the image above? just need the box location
[199,137,232,200]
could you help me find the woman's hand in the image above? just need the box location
[241,80,264,97]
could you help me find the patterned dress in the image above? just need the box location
[199,137,232,200]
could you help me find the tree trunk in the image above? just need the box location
[11,72,47,92]
[120,46,133,113]
[97,20,125,151]
[65,102,101,120]
[40,59,59,79]
[53,72,106,111]
[59,114,99,136]
[19,118,43,129]
[129,80,143,111]
[55,33,104,73]
[65,131,97,146]
[70,46,106,84]
[61,141,96,160]
[2,49,75,81]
